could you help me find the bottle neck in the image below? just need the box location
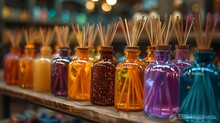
[146,48,155,61]
[125,49,140,61]
[155,50,171,63]
[100,50,113,60]
[24,45,35,57]
[76,48,89,59]
[193,51,214,65]
[175,49,190,60]
[41,46,52,57]
[10,47,20,54]
[59,47,69,57]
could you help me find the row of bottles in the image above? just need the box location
[3,16,220,123]
[4,40,220,121]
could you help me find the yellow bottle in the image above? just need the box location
[115,46,145,111]
[33,46,52,92]
[68,47,92,101]
[19,44,35,88]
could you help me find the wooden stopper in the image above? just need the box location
[126,46,139,50]
[175,45,189,50]
[155,45,171,50]
[194,47,213,51]
[25,44,35,49]
[101,46,113,51]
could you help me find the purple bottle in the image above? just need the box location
[171,45,192,72]
[51,47,70,96]
[144,45,180,118]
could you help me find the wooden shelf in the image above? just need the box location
[0,71,182,123]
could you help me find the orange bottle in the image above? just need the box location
[68,47,92,101]
[4,47,21,85]
[19,44,35,88]
[115,46,145,111]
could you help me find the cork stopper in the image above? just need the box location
[77,47,89,50]
[126,46,139,50]
[41,46,52,52]
[101,46,113,51]
[175,45,189,50]
[155,45,171,50]
[25,44,35,49]
[194,47,213,51]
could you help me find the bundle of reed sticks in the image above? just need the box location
[24,28,39,45]
[7,28,23,48]
[54,26,70,48]
[194,14,217,50]
[97,20,119,46]
[156,15,176,46]
[145,16,161,47]
[39,27,55,47]
[72,23,96,48]
[120,17,146,47]
[173,16,194,45]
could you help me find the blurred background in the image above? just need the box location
[0,0,220,68]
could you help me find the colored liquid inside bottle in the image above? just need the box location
[180,50,220,123]
[4,47,20,85]
[51,47,70,96]
[33,46,52,92]
[91,46,117,105]
[144,45,180,118]
[19,45,35,88]
[115,46,145,111]
[68,47,92,101]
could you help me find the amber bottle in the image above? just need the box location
[33,46,52,92]
[4,47,21,85]
[91,46,117,105]
[115,46,145,111]
[19,44,35,88]
[68,47,92,101]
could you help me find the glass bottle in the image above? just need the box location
[51,47,70,96]
[142,46,155,66]
[91,46,117,105]
[68,47,92,101]
[179,50,220,123]
[4,47,20,85]
[144,45,180,118]
[172,45,192,72]
[115,46,145,111]
[19,44,35,88]
[33,46,52,92]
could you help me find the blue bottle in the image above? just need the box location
[179,50,220,123]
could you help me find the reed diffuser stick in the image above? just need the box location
[54,26,70,47]
[72,23,96,47]
[39,27,54,47]
[7,28,23,48]
[194,14,217,50]
[173,16,194,45]
[97,20,119,46]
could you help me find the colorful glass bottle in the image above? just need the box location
[115,46,145,111]
[51,47,70,96]
[68,47,92,101]
[179,50,220,123]
[91,46,117,105]
[142,46,155,66]
[144,45,180,118]
[4,47,20,85]
[19,44,35,88]
[172,45,192,72]
[33,46,52,92]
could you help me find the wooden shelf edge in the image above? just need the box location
[0,71,182,123]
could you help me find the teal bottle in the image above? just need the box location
[179,50,220,123]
